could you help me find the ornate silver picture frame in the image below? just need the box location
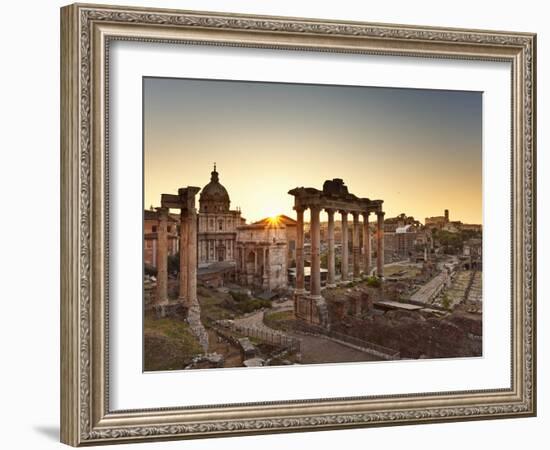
[60,3,536,446]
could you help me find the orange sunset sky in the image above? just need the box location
[144,77,482,225]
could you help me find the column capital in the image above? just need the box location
[339,210,349,217]
[325,207,336,215]
[351,211,360,220]
[377,210,386,218]
[309,204,321,212]
[362,210,371,219]
[294,205,306,214]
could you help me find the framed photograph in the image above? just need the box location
[60,3,536,446]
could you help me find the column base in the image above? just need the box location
[294,292,328,328]
[149,301,186,320]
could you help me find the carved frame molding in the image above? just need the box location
[60,3,536,446]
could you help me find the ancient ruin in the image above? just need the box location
[235,221,288,290]
[155,186,209,350]
[288,178,385,327]
[144,172,482,371]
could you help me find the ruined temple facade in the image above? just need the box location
[288,178,385,327]
[197,165,244,266]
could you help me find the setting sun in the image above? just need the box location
[266,215,282,226]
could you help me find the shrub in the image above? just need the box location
[366,276,381,288]
[229,291,250,303]
[144,264,157,277]
[228,291,271,313]
[441,294,451,310]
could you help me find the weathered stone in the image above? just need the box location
[149,302,186,319]
[352,212,361,279]
[205,352,224,368]
[236,224,288,291]
[295,207,305,292]
[155,207,169,304]
[238,337,256,359]
[362,212,371,275]
[243,357,264,367]
[341,211,349,281]
[326,208,336,285]
[187,305,209,351]
[376,211,385,277]
[310,205,321,296]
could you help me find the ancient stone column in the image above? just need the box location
[178,211,189,304]
[340,211,349,281]
[362,212,371,276]
[377,211,385,277]
[295,207,305,292]
[262,247,268,288]
[326,208,336,286]
[310,205,321,297]
[265,247,271,290]
[254,250,258,281]
[155,207,169,304]
[186,203,198,306]
[235,247,240,278]
[352,212,361,280]
[241,246,246,284]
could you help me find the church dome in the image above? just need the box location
[199,164,230,213]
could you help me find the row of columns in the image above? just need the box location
[295,207,385,296]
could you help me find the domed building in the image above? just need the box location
[198,164,244,266]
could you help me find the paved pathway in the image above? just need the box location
[286,331,380,364]
[233,307,380,364]
[233,309,272,332]
[410,271,448,304]
[233,299,293,331]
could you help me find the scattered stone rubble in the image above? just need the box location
[184,352,225,369]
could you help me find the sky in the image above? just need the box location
[143,77,482,224]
